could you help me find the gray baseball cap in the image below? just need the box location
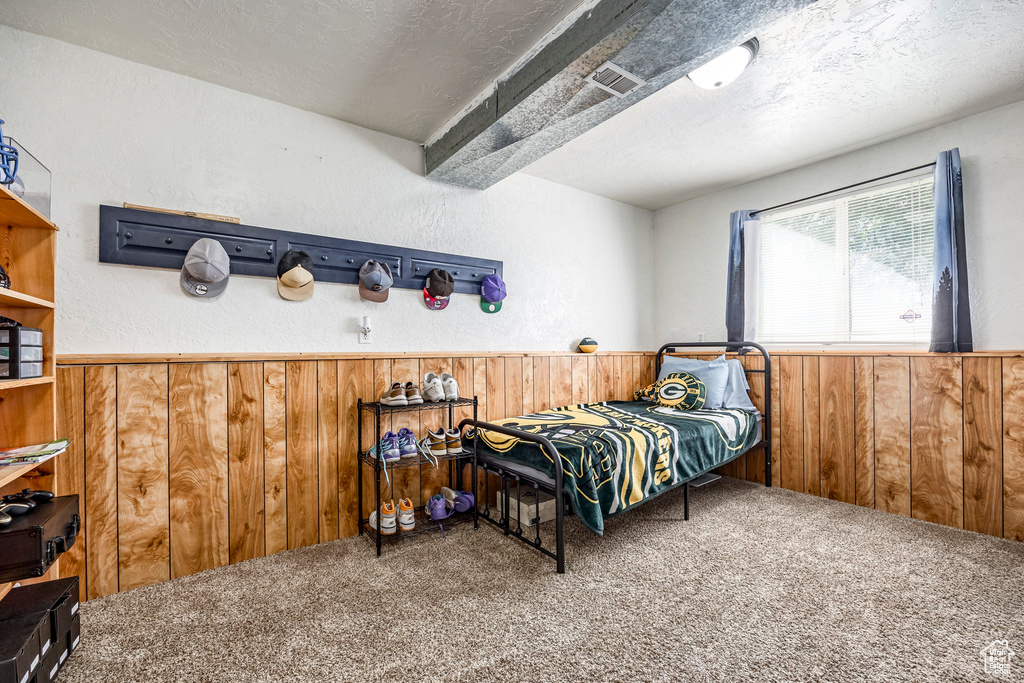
[358,260,393,302]
[180,238,230,298]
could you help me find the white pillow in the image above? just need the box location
[722,359,757,411]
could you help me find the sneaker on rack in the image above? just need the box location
[441,486,475,513]
[425,428,448,459]
[422,373,445,402]
[368,431,401,463]
[404,382,423,405]
[397,498,415,531]
[368,500,398,535]
[444,428,463,455]
[424,494,455,521]
[380,382,408,406]
[440,372,459,401]
[397,428,418,459]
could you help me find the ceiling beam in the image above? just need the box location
[424,0,818,190]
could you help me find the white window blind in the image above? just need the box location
[757,174,935,345]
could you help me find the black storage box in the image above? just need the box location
[67,612,80,654]
[0,496,79,583]
[37,636,61,683]
[0,577,80,656]
[0,611,48,683]
[0,327,43,380]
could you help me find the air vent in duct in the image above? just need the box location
[586,61,647,98]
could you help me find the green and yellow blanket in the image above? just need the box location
[475,401,760,535]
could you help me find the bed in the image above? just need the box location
[461,342,771,573]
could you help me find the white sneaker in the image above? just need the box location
[397,498,415,531]
[368,500,397,535]
[440,372,459,401]
[422,372,445,402]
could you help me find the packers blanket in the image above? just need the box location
[475,401,759,535]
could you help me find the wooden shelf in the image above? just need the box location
[0,184,58,231]
[0,375,55,391]
[0,457,52,488]
[0,288,55,309]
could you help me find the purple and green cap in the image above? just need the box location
[480,274,506,314]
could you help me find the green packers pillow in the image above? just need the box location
[635,372,707,411]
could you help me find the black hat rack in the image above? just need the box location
[99,205,502,295]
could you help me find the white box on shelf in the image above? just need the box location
[495,485,556,527]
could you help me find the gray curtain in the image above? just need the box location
[930,148,973,353]
[726,210,757,343]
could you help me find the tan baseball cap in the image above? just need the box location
[277,250,314,301]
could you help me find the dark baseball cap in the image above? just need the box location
[359,260,393,303]
[480,274,506,314]
[423,268,454,310]
[181,238,230,298]
[277,250,314,301]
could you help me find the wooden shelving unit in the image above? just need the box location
[0,182,59,594]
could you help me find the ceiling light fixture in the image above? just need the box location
[687,38,759,90]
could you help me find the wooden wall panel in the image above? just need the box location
[596,356,614,402]
[770,355,781,488]
[227,362,264,564]
[874,357,912,516]
[263,361,288,555]
[910,356,964,528]
[486,357,506,421]
[779,355,804,492]
[504,357,523,417]
[55,367,86,586]
[522,357,535,415]
[286,361,319,550]
[338,359,371,536]
[854,357,874,508]
[741,354,766,484]
[550,356,572,408]
[317,361,340,543]
[84,365,118,599]
[571,356,588,404]
[819,356,855,504]
[802,357,820,496]
[1003,359,1024,541]
[473,358,488,421]
[168,363,229,579]
[534,357,551,411]
[116,364,170,592]
[962,357,1002,537]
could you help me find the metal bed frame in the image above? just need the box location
[462,342,771,574]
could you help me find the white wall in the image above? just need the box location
[653,99,1024,350]
[0,26,654,355]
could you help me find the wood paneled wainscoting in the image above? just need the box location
[54,350,1024,601]
[54,352,661,600]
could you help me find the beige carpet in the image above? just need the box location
[60,479,1024,682]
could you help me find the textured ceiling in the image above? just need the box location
[0,0,582,142]
[522,0,1024,209]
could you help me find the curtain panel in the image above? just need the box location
[930,148,973,353]
[725,210,759,344]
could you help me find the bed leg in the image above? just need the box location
[556,489,565,574]
[684,482,689,521]
[765,442,772,488]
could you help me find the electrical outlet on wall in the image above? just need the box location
[697,332,705,343]
[359,329,372,344]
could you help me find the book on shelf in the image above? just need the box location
[0,438,70,466]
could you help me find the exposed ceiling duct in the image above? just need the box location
[424,0,818,190]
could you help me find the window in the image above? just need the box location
[757,175,935,345]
